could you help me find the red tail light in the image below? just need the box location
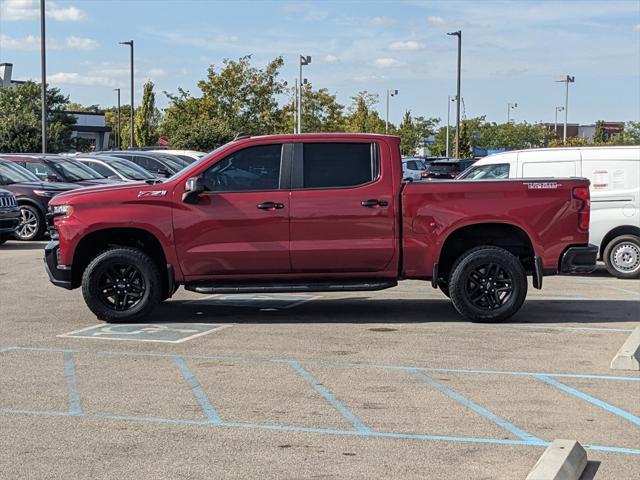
[421,172,428,178]
[572,186,590,232]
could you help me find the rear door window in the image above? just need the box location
[460,163,510,180]
[301,143,376,189]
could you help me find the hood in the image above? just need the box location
[75,178,123,186]
[50,180,152,203]
[13,181,80,191]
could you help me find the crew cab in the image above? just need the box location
[44,134,597,323]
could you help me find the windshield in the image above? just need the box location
[52,159,105,181]
[110,158,156,180]
[0,161,40,183]
[165,142,234,182]
[427,163,458,173]
[458,163,510,180]
[155,153,189,169]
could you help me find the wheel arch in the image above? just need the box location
[72,227,170,294]
[599,225,640,258]
[437,222,535,280]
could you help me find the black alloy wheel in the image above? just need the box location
[97,263,146,311]
[463,262,513,309]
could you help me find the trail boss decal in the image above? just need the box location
[524,182,561,189]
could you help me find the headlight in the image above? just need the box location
[33,190,55,197]
[50,205,74,217]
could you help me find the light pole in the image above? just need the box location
[385,89,398,133]
[554,106,564,138]
[114,88,121,149]
[40,0,47,153]
[447,30,461,158]
[555,75,575,142]
[446,95,455,158]
[507,102,518,123]
[120,40,134,148]
[298,55,311,134]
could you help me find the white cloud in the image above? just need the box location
[280,2,327,21]
[0,0,87,21]
[0,33,40,50]
[369,16,397,26]
[146,68,167,77]
[321,55,338,62]
[64,36,98,50]
[634,24,640,32]
[389,40,426,51]
[427,16,445,25]
[48,72,117,87]
[372,57,403,68]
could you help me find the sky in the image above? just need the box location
[1,0,639,127]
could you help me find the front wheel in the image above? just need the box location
[449,246,528,323]
[603,235,640,279]
[81,247,162,322]
[15,204,44,241]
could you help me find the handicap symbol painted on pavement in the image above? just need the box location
[58,322,230,343]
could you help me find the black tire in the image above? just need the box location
[0,235,7,245]
[81,247,162,323]
[437,279,450,298]
[603,235,640,279]
[449,246,527,323]
[14,204,45,241]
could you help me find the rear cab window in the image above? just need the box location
[298,142,378,189]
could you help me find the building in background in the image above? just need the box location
[578,122,624,141]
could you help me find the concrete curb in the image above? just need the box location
[610,325,640,371]
[526,439,587,480]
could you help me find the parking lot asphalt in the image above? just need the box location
[1,241,639,479]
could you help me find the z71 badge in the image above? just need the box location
[137,190,167,197]
[524,182,561,189]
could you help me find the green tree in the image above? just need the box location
[134,80,161,147]
[0,81,76,153]
[593,120,606,144]
[168,118,234,151]
[621,121,640,144]
[345,91,386,133]
[300,84,346,132]
[104,104,132,148]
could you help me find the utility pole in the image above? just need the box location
[120,40,135,148]
[446,95,455,158]
[298,55,311,134]
[555,75,575,143]
[447,30,461,158]
[554,106,564,138]
[40,0,47,153]
[385,89,398,133]
[507,102,518,123]
[114,88,121,148]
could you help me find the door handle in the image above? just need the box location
[257,202,284,210]
[361,199,388,208]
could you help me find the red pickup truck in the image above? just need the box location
[45,134,597,323]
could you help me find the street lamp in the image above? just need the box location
[114,88,121,149]
[555,75,575,143]
[447,30,461,158]
[40,0,47,153]
[554,106,564,138]
[507,102,518,123]
[446,95,456,158]
[386,89,398,134]
[119,40,134,148]
[298,55,311,134]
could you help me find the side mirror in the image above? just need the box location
[157,169,172,178]
[403,177,414,183]
[46,174,61,182]
[182,176,205,204]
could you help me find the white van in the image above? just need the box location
[459,146,640,279]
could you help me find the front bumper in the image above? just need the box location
[44,240,73,289]
[0,208,20,234]
[560,244,599,274]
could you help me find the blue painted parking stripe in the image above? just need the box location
[2,407,640,456]
[535,375,640,426]
[288,360,371,433]
[174,356,222,424]
[63,352,82,416]
[409,369,543,444]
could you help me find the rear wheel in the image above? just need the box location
[449,246,527,323]
[82,247,162,322]
[603,235,640,279]
[15,204,44,241]
[0,235,7,245]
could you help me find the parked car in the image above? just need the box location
[402,157,428,181]
[1,155,121,186]
[46,133,595,323]
[0,188,20,244]
[0,159,79,240]
[74,155,158,182]
[96,151,186,177]
[147,150,206,163]
[458,146,640,278]
[424,159,476,179]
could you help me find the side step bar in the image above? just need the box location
[184,279,398,294]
